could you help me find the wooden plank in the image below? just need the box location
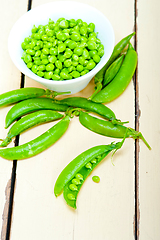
[9,0,136,239]
[0,1,28,239]
[137,0,160,239]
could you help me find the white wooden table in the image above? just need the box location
[0,0,160,239]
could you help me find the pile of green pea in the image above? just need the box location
[21,17,105,80]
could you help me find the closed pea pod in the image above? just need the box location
[56,97,124,124]
[54,141,124,208]
[0,110,64,147]
[0,116,70,160]
[92,43,137,103]
[94,32,135,85]
[5,98,68,128]
[79,111,151,150]
[0,87,51,108]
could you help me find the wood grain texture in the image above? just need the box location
[9,1,136,240]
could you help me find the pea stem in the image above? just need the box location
[88,82,102,100]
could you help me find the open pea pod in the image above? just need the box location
[54,140,124,209]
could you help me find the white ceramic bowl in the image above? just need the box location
[8,1,114,94]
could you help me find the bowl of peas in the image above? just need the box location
[8,1,115,94]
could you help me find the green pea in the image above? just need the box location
[34,59,41,66]
[54,68,60,75]
[35,50,41,57]
[44,71,53,79]
[56,32,67,41]
[48,55,57,63]
[41,58,49,65]
[64,59,72,67]
[31,65,38,74]
[40,53,47,59]
[42,48,50,55]
[31,25,38,33]
[37,65,46,71]
[87,41,97,50]
[34,46,41,51]
[21,42,27,50]
[72,61,78,67]
[86,61,96,70]
[64,49,73,58]
[69,184,78,191]
[67,193,75,200]
[24,54,32,63]
[72,54,79,62]
[82,22,88,28]
[52,74,61,80]
[85,162,92,169]
[55,60,62,69]
[27,62,33,69]
[92,176,100,183]
[79,56,85,65]
[76,64,84,72]
[60,72,71,80]
[74,47,83,56]
[50,47,58,55]
[68,40,77,49]
[69,19,76,27]
[21,51,27,59]
[81,36,88,42]
[37,71,44,77]
[89,32,97,37]
[34,33,41,40]
[24,37,31,43]
[75,173,83,181]
[82,49,89,59]
[53,39,58,47]
[58,54,66,62]
[68,65,75,73]
[89,50,97,58]
[41,35,48,41]
[45,42,52,48]
[71,70,80,78]
[91,158,97,164]
[46,30,54,37]
[26,49,35,55]
[88,23,95,30]
[98,49,104,57]
[59,20,69,29]
[80,69,89,76]
[46,63,54,71]
[58,43,66,53]
[76,19,83,26]
[93,54,101,63]
[72,178,81,185]
[71,33,81,42]
[80,27,87,36]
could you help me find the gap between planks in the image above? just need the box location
[1,0,32,238]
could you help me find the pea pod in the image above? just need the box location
[0,87,51,107]
[94,32,135,85]
[0,110,63,147]
[103,54,124,87]
[54,140,124,208]
[56,97,121,123]
[92,43,137,103]
[0,116,70,160]
[79,111,151,150]
[5,98,68,128]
